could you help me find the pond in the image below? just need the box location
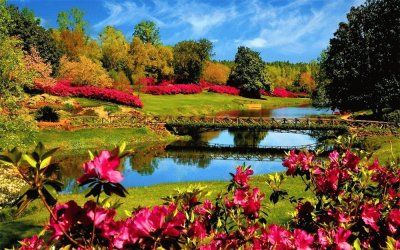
[61,106,334,192]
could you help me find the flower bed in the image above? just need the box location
[145,84,202,95]
[260,88,309,98]
[9,135,400,249]
[208,85,240,95]
[35,80,143,108]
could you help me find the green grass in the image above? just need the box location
[140,92,310,116]
[35,127,178,153]
[0,174,310,248]
[365,135,400,163]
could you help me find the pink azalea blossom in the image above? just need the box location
[362,204,380,232]
[77,150,123,184]
[294,229,314,250]
[334,228,352,250]
[20,235,45,250]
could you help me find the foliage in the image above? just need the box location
[0,36,35,109]
[24,47,56,87]
[109,70,132,93]
[0,0,12,36]
[6,5,61,73]
[383,110,400,123]
[201,61,230,85]
[35,80,143,108]
[208,85,240,95]
[57,7,87,32]
[145,84,202,95]
[59,56,112,88]
[322,0,400,116]
[227,46,269,98]
[0,166,25,209]
[173,39,213,83]
[133,20,161,45]
[0,115,37,151]
[35,106,60,122]
[100,26,129,71]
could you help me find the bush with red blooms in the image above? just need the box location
[137,77,156,86]
[260,88,308,98]
[35,80,143,108]
[145,84,202,95]
[7,135,400,249]
[208,85,240,96]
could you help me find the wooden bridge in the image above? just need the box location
[69,115,399,132]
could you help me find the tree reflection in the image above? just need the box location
[128,144,166,175]
[228,129,268,147]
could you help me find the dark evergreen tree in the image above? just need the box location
[322,0,400,117]
[227,46,269,98]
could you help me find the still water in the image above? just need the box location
[61,107,333,192]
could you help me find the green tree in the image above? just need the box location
[100,26,129,71]
[6,5,61,73]
[57,7,87,32]
[322,0,400,117]
[173,39,213,83]
[133,20,161,45]
[227,46,269,98]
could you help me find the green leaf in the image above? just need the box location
[119,142,126,154]
[23,154,37,168]
[40,156,52,169]
[0,154,14,164]
[41,147,59,160]
[88,150,94,160]
[217,217,222,228]
[44,184,58,200]
[353,238,361,250]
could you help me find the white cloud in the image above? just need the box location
[243,38,267,48]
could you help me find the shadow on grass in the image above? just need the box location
[0,220,43,249]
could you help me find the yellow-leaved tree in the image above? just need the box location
[202,61,230,84]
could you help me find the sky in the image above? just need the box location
[8,0,363,62]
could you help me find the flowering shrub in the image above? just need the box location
[208,85,240,95]
[3,136,400,249]
[261,88,308,98]
[137,77,156,86]
[35,80,143,108]
[145,84,202,95]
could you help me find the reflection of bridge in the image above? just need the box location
[163,142,329,161]
[70,115,399,132]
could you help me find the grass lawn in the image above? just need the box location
[365,135,400,163]
[0,173,310,248]
[35,127,178,153]
[140,92,310,116]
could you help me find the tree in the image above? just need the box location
[173,39,213,83]
[322,0,400,116]
[227,46,269,98]
[202,61,230,84]
[57,7,87,32]
[59,56,112,88]
[6,5,61,73]
[100,26,129,71]
[133,20,161,45]
[24,47,55,86]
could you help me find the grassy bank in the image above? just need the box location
[365,135,400,163]
[35,127,178,153]
[140,93,310,116]
[0,174,309,248]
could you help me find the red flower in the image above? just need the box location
[342,150,360,171]
[233,166,254,189]
[294,229,314,250]
[20,235,45,250]
[77,150,123,184]
[48,200,83,241]
[387,209,400,234]
[266,224,293,249]
[189,219,207,239]
[362,204,380,232]
[283,150,298,176]
[208,85,240,95]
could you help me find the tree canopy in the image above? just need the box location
[173,39,213,83]
[133,20,161,45]
[227,46,269,98]
[321,0,400,116]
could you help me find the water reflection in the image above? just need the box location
[217,106,332,118]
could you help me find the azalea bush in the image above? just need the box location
[208,85,240,96]
[3,137,400,249]
[35,80,143,108]
[260,88,308,98]
[145,84,202,95]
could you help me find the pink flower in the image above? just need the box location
[283,150,298,176]
[77,150,123,184]
[266,224,293,249]
[189,219,207,239]
[317,229,329,248]
[20,235,45,250]
[48,200,83,241]
[362,204,380,232]
[387,209,400,234]
[342,150,360,171]
[233,166,254,189]
[294,229,314,250]
[334,228,352,250]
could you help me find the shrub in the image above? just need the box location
[58,56,112,88]
[35,106,60,122]
[208,85,240,95]
[272,87,295,97]
[201,61,230,84]
[35,80,143,108]
[145,84,202,95]
[383,110,400,123]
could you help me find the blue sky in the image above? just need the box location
[9,0,363,62]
